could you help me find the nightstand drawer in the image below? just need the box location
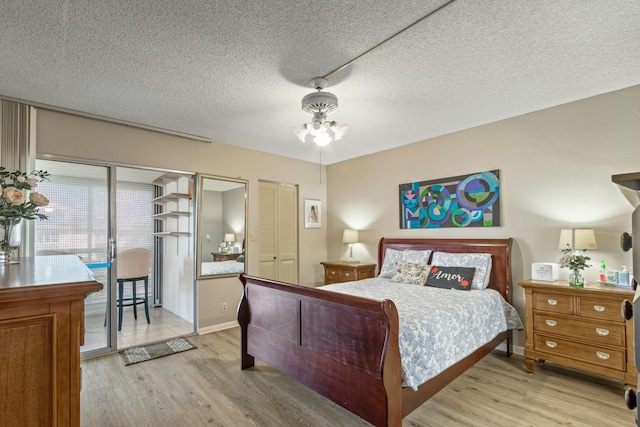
[326,268,343,281]
[341,270,356,281]
[577,297,623,322]
[533,313,625,347]
[533,292,573,314]
[535,334,625,371]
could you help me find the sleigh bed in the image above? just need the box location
[238,237,516,426]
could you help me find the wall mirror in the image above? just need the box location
[196,174,248,279]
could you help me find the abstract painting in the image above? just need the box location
[399,170,501,229]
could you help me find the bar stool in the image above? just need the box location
[116,248,153,331]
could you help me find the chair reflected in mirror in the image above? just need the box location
[114,248,153,331]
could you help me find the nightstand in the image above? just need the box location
[211,252,241,262]
[518,279,637,387]
[320,261,376,285]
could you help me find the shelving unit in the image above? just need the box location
[152,174,192,247]
[152,193,191,204]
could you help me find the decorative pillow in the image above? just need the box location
[390,262,431,285]
[379,249,432,278]
[425,266,475,290]
[430,252,492,290]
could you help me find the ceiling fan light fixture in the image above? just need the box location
[295,77,347,147]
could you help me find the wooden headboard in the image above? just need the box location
[377,237,513,301]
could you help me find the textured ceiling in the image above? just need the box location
[1,1,639,165]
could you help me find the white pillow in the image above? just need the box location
[379,248,432,278]
[430,252,492,290]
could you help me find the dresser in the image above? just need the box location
[320,261,376,285]
[0,255,103,427]
[519,279,637,387]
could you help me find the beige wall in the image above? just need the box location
[326,84,640,351]
[35,109,328,330]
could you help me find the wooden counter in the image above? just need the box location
[0,255,103,427]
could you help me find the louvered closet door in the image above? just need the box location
[258,182,278,279]
[277,184,298,283]
[258,181,298,283]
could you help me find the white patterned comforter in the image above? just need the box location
[321,277,523,390]
[201,260,244,275]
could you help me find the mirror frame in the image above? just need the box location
[195,173,248,279]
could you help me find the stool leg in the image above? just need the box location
[143,276,150,324]
[132,279,138,320]
[118,279,124,331]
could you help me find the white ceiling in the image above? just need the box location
[1,1,639,165]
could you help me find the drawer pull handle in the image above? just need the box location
[594,305,605,312]
[545,341,557,348]
[545,319,557,327]
[547,299,558,306]
[345,273,350,277]
[595,328,610,336]
[596,351,610,360]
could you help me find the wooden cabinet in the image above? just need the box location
[211,252,241,262]
[0,255,102,427]
[320,261,376,285]
[519,279,637,387]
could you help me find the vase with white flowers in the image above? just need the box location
[559,244,592,287]
[0,167,50,263]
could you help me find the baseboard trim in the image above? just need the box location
[198,320,239,335]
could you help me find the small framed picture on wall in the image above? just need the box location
[304,199,321,228]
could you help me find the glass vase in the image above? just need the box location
[569,271,584,287]
[0,217,23,264]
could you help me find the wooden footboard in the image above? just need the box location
[238,274,403,427]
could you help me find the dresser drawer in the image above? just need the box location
[534,334,625,371]
[577,297,623,322]
[533,292,573,314]
[533,313,625,347]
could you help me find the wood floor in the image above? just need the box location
[80,327,635,426]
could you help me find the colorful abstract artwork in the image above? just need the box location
[399,170,501,229]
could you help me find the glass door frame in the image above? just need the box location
[34,155,118,358]
[35,155,198,358]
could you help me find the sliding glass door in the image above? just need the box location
[34,159,196,356]
[34,159,114,355]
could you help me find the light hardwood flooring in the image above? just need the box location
[82,305,194,351]
[80,328,635,426]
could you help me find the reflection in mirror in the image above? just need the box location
[196,174,247,279]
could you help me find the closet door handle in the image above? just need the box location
[547,299,558,306]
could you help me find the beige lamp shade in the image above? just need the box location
[224,233,236,243]
[558,229,597,251]
[342,229,359,244]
